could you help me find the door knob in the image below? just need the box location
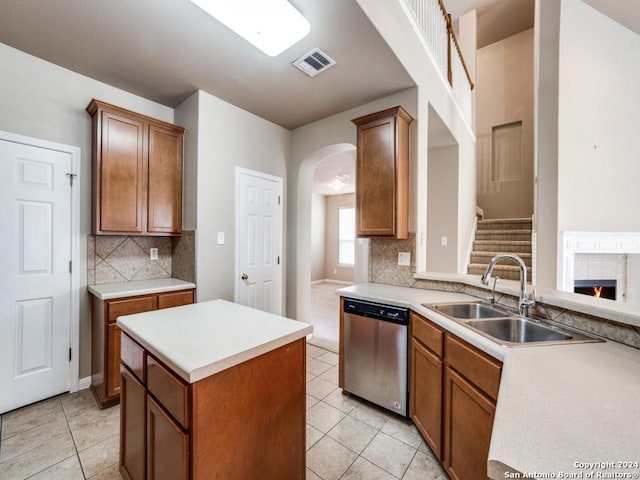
[241,273,249,280]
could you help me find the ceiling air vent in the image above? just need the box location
[293,48,336,77]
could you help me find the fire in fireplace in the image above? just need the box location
[574,279,617,300]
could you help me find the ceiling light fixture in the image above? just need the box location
[330,174,350,192]
[189,0,311,57]
[331,181,345,192]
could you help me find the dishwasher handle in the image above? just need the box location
[343,298,409,325]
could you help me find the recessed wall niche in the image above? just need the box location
[491,121,523,182]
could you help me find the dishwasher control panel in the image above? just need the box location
[343,298,409,325]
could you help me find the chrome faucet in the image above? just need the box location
[480,254,535,316]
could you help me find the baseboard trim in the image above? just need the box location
[78,376,92,390]
[311,279,353,286]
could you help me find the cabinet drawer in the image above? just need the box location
[158,289,194,310]
[147,356,189,429]
[121,333,146,384]
[411,312,443,357]
[107,296,156,323]
[445,335,501,401]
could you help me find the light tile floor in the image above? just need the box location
[0,343,448,480]
[308,281,342,353]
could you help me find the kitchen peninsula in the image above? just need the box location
[116,299,312,480]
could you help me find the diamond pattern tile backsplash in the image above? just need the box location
[369,233,416,287]
[88,234,173,285]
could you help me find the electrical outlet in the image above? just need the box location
[398,252,411,266]
[441,236,448,246]
[150,248,158,261]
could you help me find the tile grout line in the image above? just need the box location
[60,396,87,479]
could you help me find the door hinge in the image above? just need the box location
[277,256,280,265]
[66,173,77,186]
[69,348,72,362]
[278,195,281,205]
[69,260,72,273]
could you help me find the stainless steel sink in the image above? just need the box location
[424,301,603,347]
[426,302,509,320]
[466,318,573,344]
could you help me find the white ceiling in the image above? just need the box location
[583,0,640,36]
[449,0,535,48]
[0,0,544,195]
[0,0,415,130]
[312,150,356,196]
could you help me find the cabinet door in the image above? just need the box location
[147,124,183,235]
[120,366,146,480]
[443,367,495,480]
[106,324,122,398]
[410,338,443,458]
[356,115,397,236]
[157,289,194,310]
[98,110,146,234]
[147,396,189,480]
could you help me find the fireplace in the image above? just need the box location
[574,279,617,300]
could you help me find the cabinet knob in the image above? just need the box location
[241,273,249,281]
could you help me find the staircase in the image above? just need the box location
[468,217,533,281]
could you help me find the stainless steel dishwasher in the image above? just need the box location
[342,297,409,417]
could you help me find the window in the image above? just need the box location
[338,207,355,266]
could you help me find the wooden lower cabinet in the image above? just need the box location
[410,338,443,458]
[444,368,496,480]
[147,396,189,480]
[410,312,502,480]
[107,324,122,399]
[120,333,306,479]
[91,288,194,408]
[120,366,146,480]
[410,312,444,458]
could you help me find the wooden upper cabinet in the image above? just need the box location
[87,99,185,236]
[352,105,413,239]
[148,124,183,234]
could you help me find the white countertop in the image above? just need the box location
[337,283,640,478]
[116,299,313,383]
[88,278,196,300]
[489,341,640,478]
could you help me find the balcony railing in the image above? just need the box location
[404,0,474,123]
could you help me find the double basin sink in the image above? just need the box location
[424,302,602,347]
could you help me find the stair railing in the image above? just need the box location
[403,0,474,123]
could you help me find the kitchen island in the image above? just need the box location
[116,299,313,480]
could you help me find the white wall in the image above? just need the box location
[0,42,175,379]
[355,0,477,277]
[476,29,534,219]
[558,0,640,233]
[186,90,290,305]
[427,145,459,272]
[175,92,199,232]
[287,88,417,321]
[310,194,326,281]
[534,0,561,288]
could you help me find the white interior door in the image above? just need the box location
[236,168,283,315]
[0,138,73,413]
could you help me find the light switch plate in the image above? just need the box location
[398,252,411,266]
[150,248,158,261]
[217,232,225,245]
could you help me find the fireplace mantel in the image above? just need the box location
[559,232,640,292]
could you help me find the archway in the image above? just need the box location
[295,143,366,350]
